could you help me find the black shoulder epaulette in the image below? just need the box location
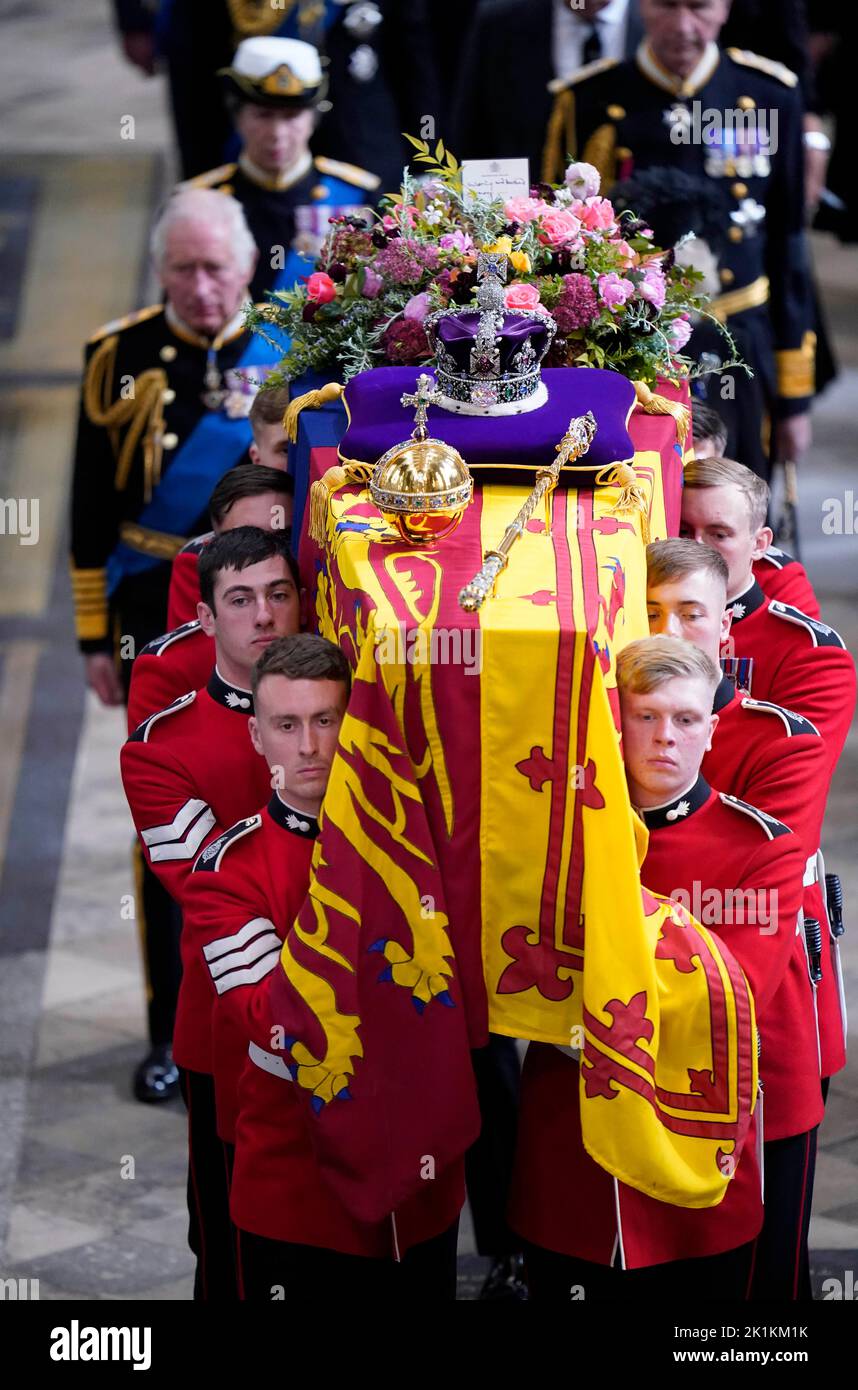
[759,546,796,571]
[192,814,263,872]
[178,531,214,556]
[128,690,196,743]
[768,601,846,650]
[740,697,821,738]
[548,57,619,95]
[313,156,380,192]
[140,620,202,659]
[726,48,799,89]
[178,162,238,191]
[719,792,792,839]
[88,304,163,345]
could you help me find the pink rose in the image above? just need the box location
[666,316,693,350]
[361,267,383,298]
[564,161,601,199]
[638,264,667,310]
[537,208,583,246]
[305,271,337,304]
[503,196,550,225]
[504,282,543,312]
[572,196,616,231]
[613,238,637,268]
[598,272,635,310]
[404,291,431,322]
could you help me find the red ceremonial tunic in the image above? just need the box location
[703,674,843,1086]
[727,580,855,1074]
[120,669,272,1074]
[510,777,805,1269]
[185,796,465,1258]
[753,547,820,620]
[167,531,209,629]
[126,619,214,733]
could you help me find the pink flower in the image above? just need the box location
[613,238,637,268]
[564,162,601,199]
[305,271,337,304]
[404,291,431,322]
[381,205,417,232]
[666,315,693,350]
[638,264,667,310]
[439,229,474,254]
[504,196,550,225]
[598,272,635,310]
[504,282,543,312]
[553,273,599,332]
[361,267,383,298]
[374,239,426,285]
[572,196,616,231]
[537,208,583,246]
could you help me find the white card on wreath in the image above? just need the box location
[461,158,530,205]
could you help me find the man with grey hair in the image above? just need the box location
[69,186,286,1103]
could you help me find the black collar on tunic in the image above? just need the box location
[712,672,736,712]
[207,667,254,714]
[635,774,711,830]
[267,793,320,840]
[726,579,766,625]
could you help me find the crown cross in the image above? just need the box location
[400,372,444,440]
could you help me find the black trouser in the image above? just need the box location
[749,1128,818,1301]
[464,1034,522,1257]
[238,1220,460,1303]
[179,1069,238,1301]
[523,1240,756,1302]
[117,564,182,1049]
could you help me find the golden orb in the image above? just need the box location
[370,436,473,544]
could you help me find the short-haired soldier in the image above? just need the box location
[509,638,805,1300]
[184,635,465,1300]
[121,527,300,1299]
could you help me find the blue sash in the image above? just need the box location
[107,325,288,593]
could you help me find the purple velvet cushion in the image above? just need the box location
[340,367,636,475]
[434,310,552,372]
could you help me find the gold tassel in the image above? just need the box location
[307,466,349,545]
[581,123,617,191]
[596,463,651,544]
[541,88,576,185]
[283,381,346,442]
[83,335,168,494]
[632,380,691,447]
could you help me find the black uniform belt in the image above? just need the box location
[119,521,187,561]
[709,275,770,323]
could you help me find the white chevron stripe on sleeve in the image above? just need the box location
[142,798,211,847]
[207,932,282,981]
[147,807,216,862]
[203,917,278,962]
[212,948,281,994]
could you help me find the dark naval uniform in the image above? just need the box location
[70,302,284,678]
[543,42,816,479]
[70,303,283,1077]
[183,155,380,302]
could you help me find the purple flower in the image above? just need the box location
[553,273,600,332]
[361,266,383,298]
[374,239,428,285]
[598,272,635,311]
[403,291,431,323]
[439,229,474,255]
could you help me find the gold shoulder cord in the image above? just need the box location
[83,336,168,502]
[228,0,297,37]
[581,123,618,189]
[542,88,577,185]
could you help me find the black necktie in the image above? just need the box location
[582,20,603,65]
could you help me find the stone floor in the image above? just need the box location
[0,0,855,1301]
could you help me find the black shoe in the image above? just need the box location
[478,1254,529,1301]
[133,1044,180,1103]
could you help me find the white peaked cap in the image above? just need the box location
[231,37,323,87]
